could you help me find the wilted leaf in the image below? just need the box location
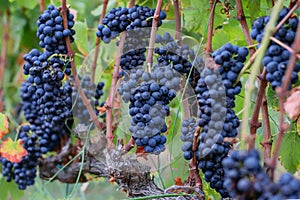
[0,138,27,163]
[284,87,300,120]
[174,176,183,186]
[0,113,9,139]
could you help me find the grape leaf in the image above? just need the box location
[91,0,117,16]
[279,125,300,173]
[0,113,9,139]
[0,138,27,163]
[16,0,38,9]
[0,176,24,200]
[73,20,89,55]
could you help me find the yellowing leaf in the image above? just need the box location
[284,87,300,120]
[0,113,9,139]
[0,138,27,163]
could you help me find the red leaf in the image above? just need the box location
[0,138,28,163]
[174,176,184,186]
[0,113,9,139]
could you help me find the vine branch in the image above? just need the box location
[173,0,182,45]
[260,94,272,177]
[206,0,216,53]
[247,69,268,150]
[91,0,109,84]
[146,0,163,68]
[61,0,105,130]
[235,0,255,56]
[105,0,135,149]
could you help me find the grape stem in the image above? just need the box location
[61,0,105,131]
[0,10,10,113]
[146,0,163,71]
[269,19,300,179]
[91,0,109,84]
[173,0,182,45]
[39,0,45,14]
[186,126,202,189]
[235,0,255,56]
[105,0,136,149]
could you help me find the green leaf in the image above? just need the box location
[10,13,26,53]
[279,125,300,173]
[266,86,278,110]
[91,0,117,16]
[212,29,229,50]
[16,0,38,9]
[246,0,261,18]
[74,20,89,55]
[0,0,9,11]
[0,175,24,200]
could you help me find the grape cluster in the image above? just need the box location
[96,5,166,43]
[37,4,75,54]
[1,125,41,190]
[20,69,72,153]
[119,30,148,72]
[180,118,197,160]
[20,4,77,155]
[154,33,203,88]
[151,66,181,91]
[195,68,227,157]
[129,82,176,154]
[223,149,300,199]
[71,75,105,124]
[192,43,248,197]
[251,7,300,89]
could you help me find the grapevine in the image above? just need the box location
[0,1,300,200]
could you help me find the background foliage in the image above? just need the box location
[0,0,299,199]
